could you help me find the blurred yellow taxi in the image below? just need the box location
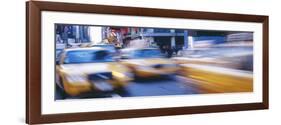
[179,64,253,93]
[120,48,179,78]
[173,46,253,71]
[55,47,132,96]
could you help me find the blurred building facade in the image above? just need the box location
[55,24,91,45]
[55,24,253,50]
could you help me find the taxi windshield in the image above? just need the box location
[130,49,163,58]
[63,50,113,64]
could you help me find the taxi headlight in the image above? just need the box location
[66,74,87,83]
[112,71,133,78]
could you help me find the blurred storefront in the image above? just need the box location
[117,27,231,50]
[55,24,252,51]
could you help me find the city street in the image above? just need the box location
[54,24,254,100]
[55,75,201,100]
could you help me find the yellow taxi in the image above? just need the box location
[174,46,253,93]
[55,47,132,96]
[179,64,253,93]
[172,46,253,70]
[120,48,179,78]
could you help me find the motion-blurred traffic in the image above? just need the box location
[55,25,253,100]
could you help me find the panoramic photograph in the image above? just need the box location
[55,24,253,100]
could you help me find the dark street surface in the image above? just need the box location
[55,76,201,100]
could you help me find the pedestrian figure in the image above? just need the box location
[62,26,69,46]
[166,46,173,58]
[55,33,63,43]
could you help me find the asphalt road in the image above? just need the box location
[55,75,201,100]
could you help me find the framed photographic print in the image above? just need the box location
[26,1,269,124]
